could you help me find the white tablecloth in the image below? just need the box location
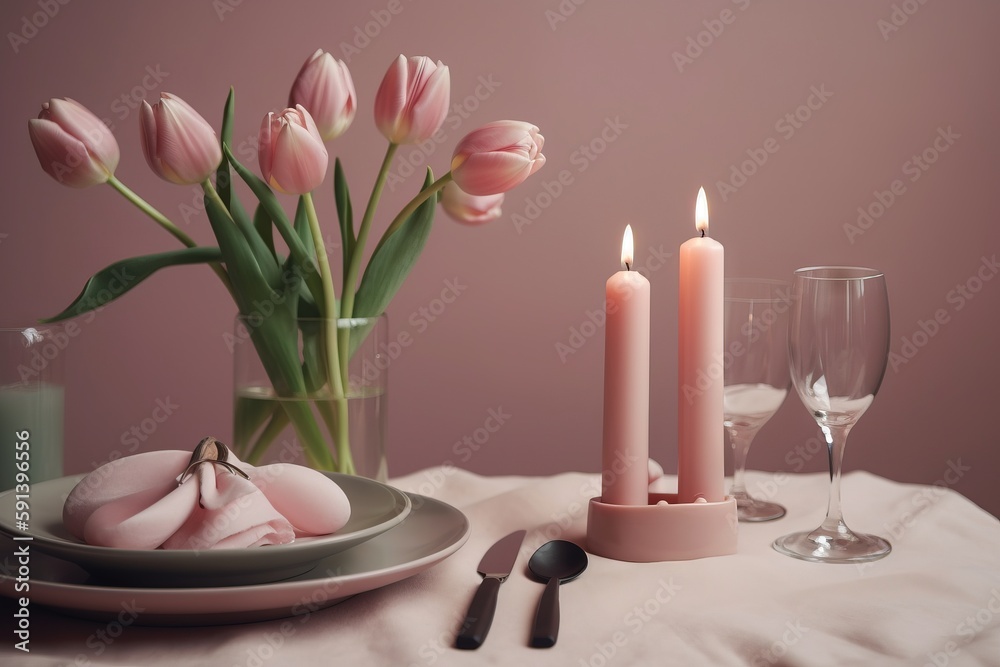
[3,469,999,666]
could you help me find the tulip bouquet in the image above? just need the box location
[29,51,545,474]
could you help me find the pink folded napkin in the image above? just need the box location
[63,448,351,550]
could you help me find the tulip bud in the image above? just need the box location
[451,121,545,196]
[140,93,222,185]
[440,183,504,225]
[28,98,120,188]
[258,105,329,194]
[374,55,450,145]
[289,49,357,142]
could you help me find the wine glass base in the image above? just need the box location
[772,528,891,564]
[736,498,786,522]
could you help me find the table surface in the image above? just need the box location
[2,468,999,667]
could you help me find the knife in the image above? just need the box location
[455,529,526,650]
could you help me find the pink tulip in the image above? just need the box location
[28,98,120,188]
[289,49,356,141]
[374,55,450,144]
[258,105,328,195]
[440,183,504,225]
[140,93,222,185]
[450,121,545,196]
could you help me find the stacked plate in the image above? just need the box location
[0,473,470,625]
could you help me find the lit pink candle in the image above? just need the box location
[602,225,651,506]
[678,188,724,503]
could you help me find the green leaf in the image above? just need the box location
[204,191,302,397]
[203,193,272,314]
[40,247,223,323]
[353,168,437,318]
[334,158,354,277]
[227,189,280,288]
[294,196,313,252]
[300,319,328,393]
[254,203,276,260]
[224,144,325,306]
[216,88,236,207]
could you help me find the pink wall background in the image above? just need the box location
[2,1,998,517]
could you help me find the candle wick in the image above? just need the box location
[625,261,631,271]
[700,229,706,238]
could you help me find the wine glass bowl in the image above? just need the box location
[723,278,792,522]
[773,266,892,563]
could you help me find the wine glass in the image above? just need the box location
[724,279,791,522]
[773,266,892,563]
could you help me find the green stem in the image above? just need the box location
[302,193,345,399]
[244,406,290,465]
[334,142,398,402]
[303,192,354,474]
[108,175,234,295]
[339,142,398,322]
[333,397,354,475]
[373,172,453,254]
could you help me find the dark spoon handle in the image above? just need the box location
[530,577,560,648]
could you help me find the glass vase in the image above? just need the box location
[232,315,388,482]
[1,326,65,491]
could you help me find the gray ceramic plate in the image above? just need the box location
[0,472,410,587]
[0,491,469,625]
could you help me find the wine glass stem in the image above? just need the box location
[727,425,761,498]
[820,423,852,532]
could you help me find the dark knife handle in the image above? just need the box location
[455,576,502,649]
[530,576,560,648]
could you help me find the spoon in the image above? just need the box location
[528,540,589,648]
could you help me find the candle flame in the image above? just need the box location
[621,224,634,269]
[695,186,709,235]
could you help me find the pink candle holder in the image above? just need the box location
[586,491,737,562]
